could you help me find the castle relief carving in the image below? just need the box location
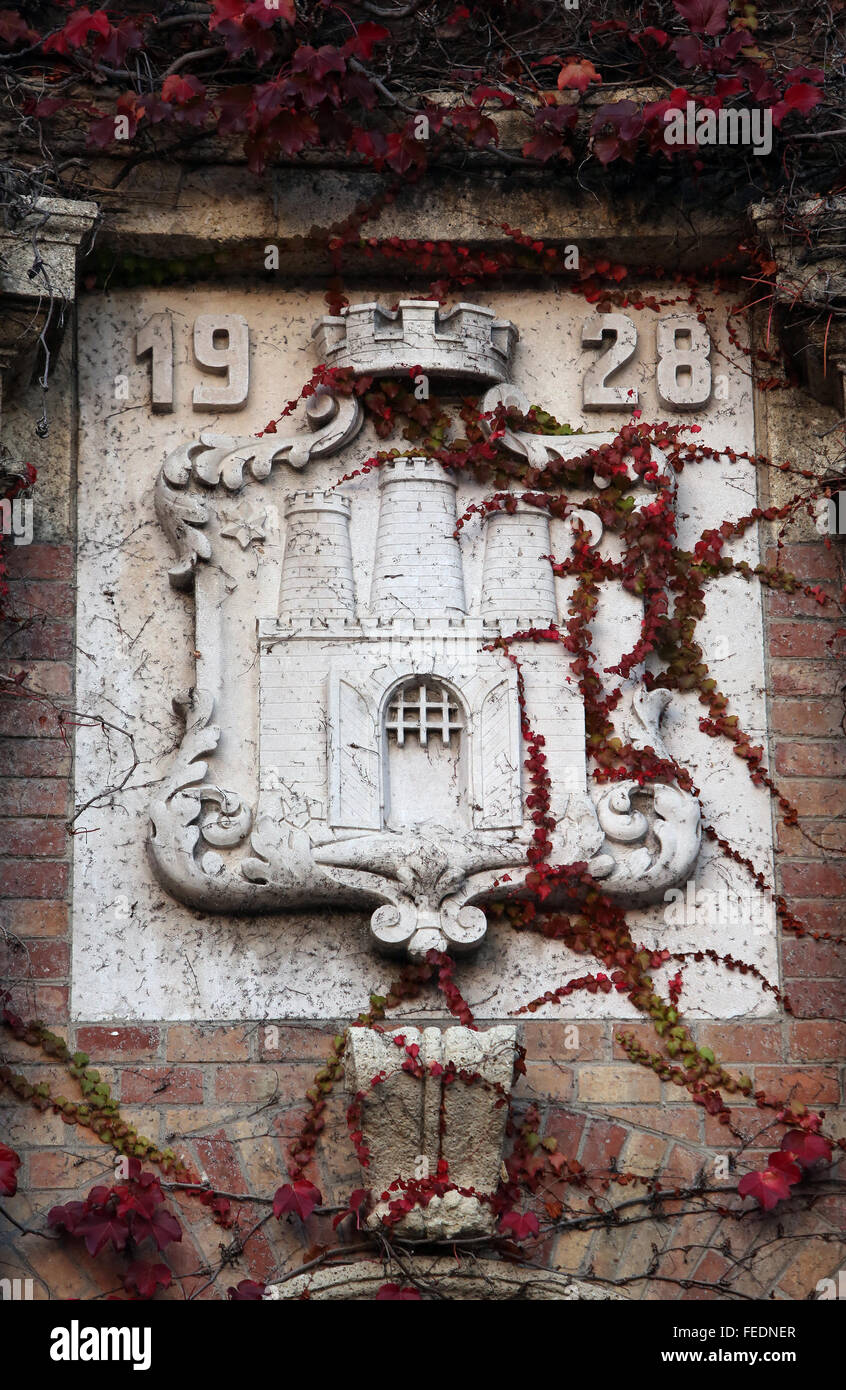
[147,301,701,962]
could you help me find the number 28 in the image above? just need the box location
[582,312,712,411]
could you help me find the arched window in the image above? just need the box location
[383,678,469,830]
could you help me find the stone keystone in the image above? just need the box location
[345,1023,517,1241]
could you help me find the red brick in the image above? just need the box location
[0,621,73,661]
[4,544,73,582]
[28,1152,107,1190]
[754,1067,840,1105]
[770,700,845,738]
[0,862,68,898]
[521,1020,606,1061]
[781,782,846,818]
[768,622,843,659]
[601,1104,701,1143]
[257,1024,335,1061]
[214,1064,310,1104]
[6,662,73,698]
[788,1021,846,1060]
[778,821,846,857]
[168,1024,250,1062]
[521,1061,574,1101]
[0,697,66,739]
[120,1067,203,1104]
[783,979,846,1019]
[0,900,67,937]
[580,1118,627,1170]
[0,737,71,777]
[776,742,846,778]
[766,544,843,582]
[698,1022,783,1062]
[703,1107,766,1148]
[0,939,68,980]
[4,579,74,620]
[611,1021,661,1060]
[543,1108,586,1157]
[782,937,844,977]
[0,818,67,857]
[781,862,846,897]
[0,779,67,817]
[5,984,68,1025]
[75,1026,161,1061]
[771,661,840,696]
[783,898,846,934]
[767,584,841,618]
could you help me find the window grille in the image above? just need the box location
[385,681,463,746]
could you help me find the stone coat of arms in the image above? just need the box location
[149,301,701,960]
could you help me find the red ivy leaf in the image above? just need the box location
[0,11,39,46]
[673,0,729,35]
[376,1282,422,1300]
[44,8,112,55]
[132,1203,182,1252]
[498,1209,540,1240]
[122,1261,172,1300]
[781,1129,832,1169]
[781,82,824,115]
[0,1143,20,1197]
[228,1279,268,1300]
[557,57,601,92]
[273,1179,322,1221]
[76,1208,131,1258]
[343,21,390,62]
[738,1167,794,1211]
[161,74,206,105]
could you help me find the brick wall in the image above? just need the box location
[1,537,844,1300]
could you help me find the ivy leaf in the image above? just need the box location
[672,0,729,35]
[557,57,601,92]
[131,1204,183,1251]
[161,74,206,106]
[44,8,112,55]
[122,1261,172,1300]
[47,1200,86,1235]
[0,1143,20,1197]
[76,1207,131,1258]
[0,11,39,46]
[228,1279,268,1300]
[273,1179,322,1221]
[781,1129,832,1169]
[376,1282,422,1300]
[498,1209,540,1240]
[737,1166,794,1210]
[343,22,390,62]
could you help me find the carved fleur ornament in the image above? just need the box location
[149,300,701,960]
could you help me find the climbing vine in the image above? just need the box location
[0,0,845,1301]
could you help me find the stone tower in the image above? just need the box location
[278,490,355,621]
[480,501,557,627]
[369,457,466,618]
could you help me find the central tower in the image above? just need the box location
[369,456,466,618]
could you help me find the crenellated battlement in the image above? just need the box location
[312,300,518,383]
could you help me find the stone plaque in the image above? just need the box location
[73,287,774,1021]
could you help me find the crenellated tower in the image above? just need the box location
[278,490,355,622]
[480,502,557,628]
[369,457,466,618]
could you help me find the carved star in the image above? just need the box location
[219,507,268,549]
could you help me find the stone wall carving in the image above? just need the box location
[147,300,701,961]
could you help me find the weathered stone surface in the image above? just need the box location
[72,285,775,1020]
[267,1255,627,1300]
[345,1024,516,1240]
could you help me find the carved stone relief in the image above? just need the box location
[72,286,774,1020]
